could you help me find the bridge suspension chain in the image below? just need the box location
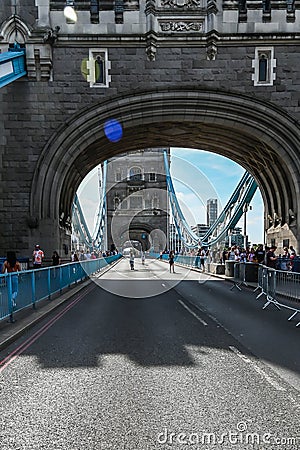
[164,151,258,249]
[72,161,107,251]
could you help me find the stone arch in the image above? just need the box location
[30,88,300,248]
[0,15,32,44]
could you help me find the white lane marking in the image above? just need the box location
[178,299,208,326]
[229,346,286,392]
[162,283,166,287]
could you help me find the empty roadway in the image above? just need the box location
[0,257,299,449]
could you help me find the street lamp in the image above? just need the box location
[243,203,252,248]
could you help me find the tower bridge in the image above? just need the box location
[0,1,300,257]
[72,149,258,254]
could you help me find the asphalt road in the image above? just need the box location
[0,258,299,449]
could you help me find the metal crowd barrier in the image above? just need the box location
[0,255,121,324]
[153,253,202,269]
[153,254,299,326]
[230,263,247,291]
[255,265,300,327]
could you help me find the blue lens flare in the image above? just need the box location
[104,119,123,143]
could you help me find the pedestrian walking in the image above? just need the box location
[200,247,206,272]
[52,250,61,266]
[169,251,175,273]
[129,250,135,270]
[32,244,44,269]
[195,249,201,269]
[266,246,277,269]
[1,251,21,308]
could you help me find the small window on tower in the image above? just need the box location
[258,54,268,82]
[252,47,276,86]
[85,49,111,88]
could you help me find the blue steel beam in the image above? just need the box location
[91,161,107,247]
[72,162,107,250]
[0,46,26,88]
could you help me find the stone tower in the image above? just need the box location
[106,148,170,253]
[0,1,300,256]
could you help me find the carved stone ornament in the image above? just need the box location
[159,21,203,31]
[206,43,217,60]
[43,26,60,45]
[161,0,203,7]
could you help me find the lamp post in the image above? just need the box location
[243,203,252,248]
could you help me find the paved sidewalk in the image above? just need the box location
[0,259,122,352]
[0,279,91,351]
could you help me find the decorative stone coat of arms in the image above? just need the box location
[161,0,203,7]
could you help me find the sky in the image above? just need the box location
[77,148,264,245]
[170,148,264,245]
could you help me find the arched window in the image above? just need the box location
[95,55,104,84]
[252,47,276,86]
[129,166,142,181]
[258,54,268,82]
[114,197,120,209]
[87,48,111,88]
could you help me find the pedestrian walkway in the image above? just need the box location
[0,257,121,351]
[0,279,91,352]
[92,257,217,299]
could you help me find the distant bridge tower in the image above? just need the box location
[106,149,169,253]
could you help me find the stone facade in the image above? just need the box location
[0,1,300,257]
[106,149,169,253]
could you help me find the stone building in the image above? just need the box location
[0,1,300,256]
[207,199,218,228]
[106,148,169,253]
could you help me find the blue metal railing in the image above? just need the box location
[151,252,199,267]
[0,255,121,323]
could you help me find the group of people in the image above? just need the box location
[72,249,119,262]
[221,245,266,265]
[0,245,59,309]
[0,244,119,309]
[165,243,298,272]
[220,244,297,270]
[265,245,297,270]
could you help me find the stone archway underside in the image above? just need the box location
[31,89,300,243]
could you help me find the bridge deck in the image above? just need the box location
[0,257,299,449]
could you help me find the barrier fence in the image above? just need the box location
[153,253,300,327]
[0,255,121,323]
[254,265,300,327]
